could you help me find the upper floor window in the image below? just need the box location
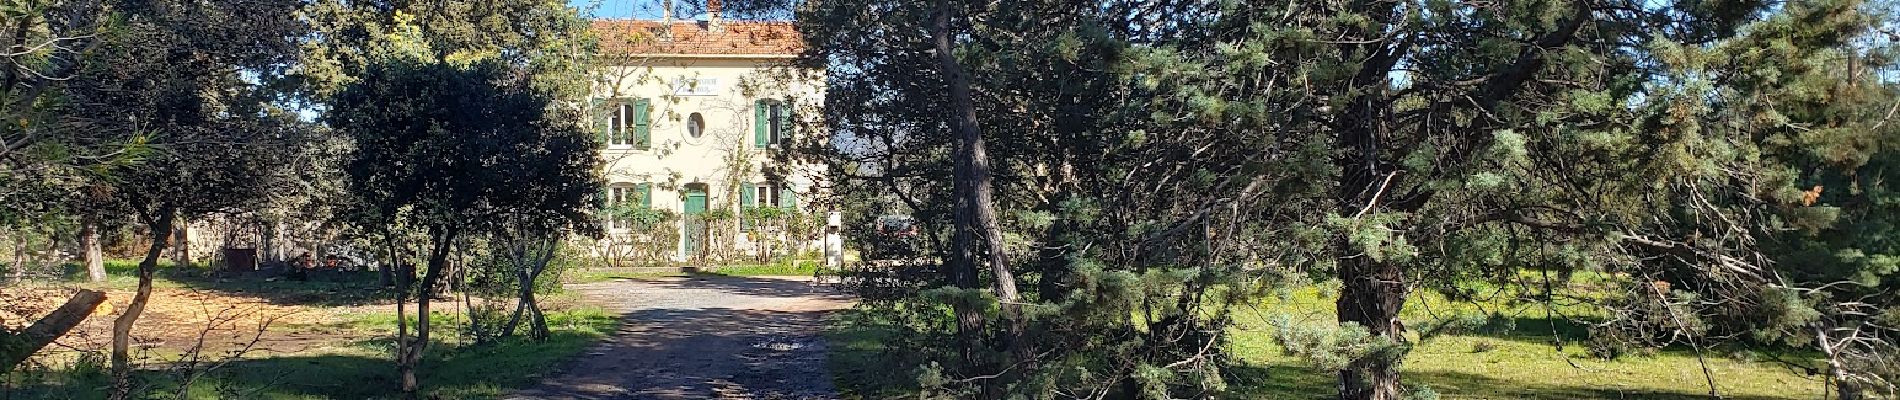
[753,99,792,149]
[687,112,705,139]
[599,98,650,150]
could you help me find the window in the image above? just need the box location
[742,181,796,210]
[770,103,789,145]
[753,99,792,149]
[609,105,628,145]
[602,98,650,149]
[606,183,652,230]
[687,112,705,139]
[608,184,635,229]
[754,182,782,208]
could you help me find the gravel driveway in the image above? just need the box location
[508,276,853,400]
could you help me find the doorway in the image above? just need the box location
[681,183,709,260]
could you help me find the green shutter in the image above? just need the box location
[775,100,793,146]
[591,99,609,144]
[781,185,797,210]
[754,99,769,148]
[633,98,651,149]
[637,183,652,209]
[741,182,756,208]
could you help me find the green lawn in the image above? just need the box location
[6,262,620,400]
[565,258,823,283]
[7,305,618,400]
[825,287,1825,399]
[1228,288,1822,399]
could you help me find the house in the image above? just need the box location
[588,5,825,263]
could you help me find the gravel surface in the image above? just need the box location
[508,276,853,400]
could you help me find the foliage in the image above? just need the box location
[1587,2,1900,395]
[461,234,588,343]
[828,287,1835,400]
[2,304,619,400]
[1271,319,1399,373]
[799,0,1900,398]
[301,1,596,99]
[798,1,1317,396]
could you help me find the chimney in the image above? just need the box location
[661,0,674,40]
[707,0,723,32]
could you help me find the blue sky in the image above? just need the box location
[568,0,793,20]
[569,0,660,19]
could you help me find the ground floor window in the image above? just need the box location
[755,182,783,208]
[607,183,650,230]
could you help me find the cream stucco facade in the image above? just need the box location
[590,23,825,261]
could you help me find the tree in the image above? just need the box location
[930,0,1026,367]
[1162,1,1837,398]
[34,0,309,394]
[303,0,596,285]
[329,57,600,398]
[801,0,1900,399]
[1591,2,1900,396]
[0,0,107,161]
[0,0,119,358]
[798,0,1323,397]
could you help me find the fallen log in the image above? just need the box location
[2,289,108,373]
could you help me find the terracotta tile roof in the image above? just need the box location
[592,20,803,57]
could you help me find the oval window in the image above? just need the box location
[687,112,705,139]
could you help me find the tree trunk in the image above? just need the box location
[260,221,280,264]
[110,211,176,400]
[380,234,397,286]
[524,286,548,340]
[395,261,414,397]
[1334,84,1407,398]
[933,1,1025,376]
[513,272,547,340]
[1335,253,1406,400]
[1816,326,1864,400]
[398,227,457,399]
[502,291,528,339]
[503,237,554,341]
[0,289,107,373]
[172,217,191,268]
[10,230,25,284]
[83,219,106,282]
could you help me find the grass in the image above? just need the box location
[5,305,619,400]
[824,286,1826,400]
[1227,287,1822,399]
[6,260,622,400]
[566,258,823,283]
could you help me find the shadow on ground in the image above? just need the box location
[634,273,847,300]
[3,332,605,400]
[70,261,395,307]
[514,308,838,400]
[1227,364,1801,400]
[514,276,845,400]
[823,308,1808,400]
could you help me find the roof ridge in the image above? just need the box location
[592,19,804,56]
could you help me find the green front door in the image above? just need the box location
[681,188,708,259]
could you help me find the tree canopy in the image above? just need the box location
[798,0,1900,398]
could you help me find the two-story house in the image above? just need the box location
[589,7,823,262]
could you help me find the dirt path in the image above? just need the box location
[509,276,853,400]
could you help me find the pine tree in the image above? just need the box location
[1599,1,1900,396]
[798,0,1900,398]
